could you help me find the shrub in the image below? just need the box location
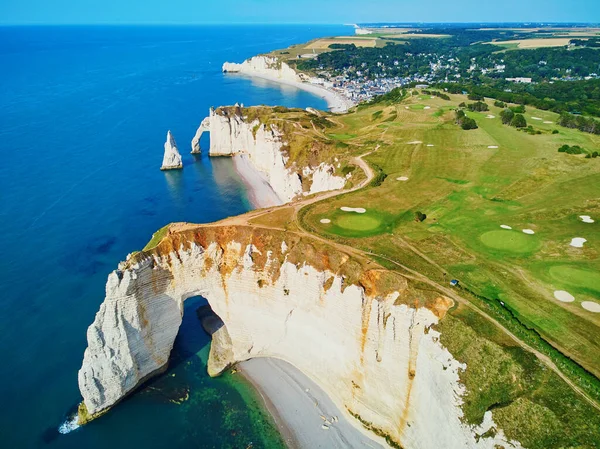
[461,117,478,130]
[559,144,586,155]
[593,151,599,158]
[455,109,478,130]
[552,129,559,134]
[414,211,427,222]
[458,102,466,108]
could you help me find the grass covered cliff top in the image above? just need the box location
[131,222,451,317]
[214,105,365,184]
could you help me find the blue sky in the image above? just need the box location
[1,0,599,25]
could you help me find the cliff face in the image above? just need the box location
[222,56,300,83]
[194,107,347,203]
[160,131,183,170]
[78,224,520,449]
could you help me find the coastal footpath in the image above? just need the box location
[78,224,521,449]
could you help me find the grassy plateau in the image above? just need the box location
[256,90,600,448]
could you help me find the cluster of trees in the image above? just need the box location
[557,144,599,158]
[500,109,527,128]
[422,89,450,100]
[557,112,600,134]
[455,109,478,130]
[558,144,586,154]
[570,38,600,48]
[509,104,526,113]
[485,47,600,80]
[439,79,600,118]
[466,101,489,112]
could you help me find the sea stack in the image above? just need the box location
[160,130,183,170]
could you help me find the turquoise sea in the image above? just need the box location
[0,24,350,448]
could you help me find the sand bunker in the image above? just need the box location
[522,229,535,235]
[340,207,366,214]
[486,114,495,119]
[582,301,600,313]
[543,121,553,124]
[424,106,431,110]
[396,176,409,181]
[407,141,422,145]
[580,215,595,223]
[500,225,512,230]
[320,219,331,224]
[488,145,499,149]
[426,144,434,147]
[404,106,409,109]
[554,290,575,303]
[531,117,542,121]
[570,237,587,248]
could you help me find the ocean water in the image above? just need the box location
[0,24,350,448]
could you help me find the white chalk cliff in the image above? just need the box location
[160,131,183,170]
[78,225,521,449]
[194,107,347,203]
[222,55,301,83]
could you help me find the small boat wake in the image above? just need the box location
[58,414,80,434]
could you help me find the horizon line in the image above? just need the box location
[1,21,599,27]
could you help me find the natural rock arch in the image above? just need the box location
[78,224,518,449]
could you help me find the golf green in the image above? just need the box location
[336,215,382,231]
[549,266,600,293]
[479,230,538,253]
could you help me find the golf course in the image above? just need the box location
[245,89,600,448]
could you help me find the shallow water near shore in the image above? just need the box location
[0,24,350,448]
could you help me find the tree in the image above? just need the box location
[467,101,489,112]
[461,117,478,130]
[509,105,526,114]
[511,113,527,128]
[500,108,515,124]
[494,100,506,108]
[458,102,466,108]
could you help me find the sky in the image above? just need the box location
[0,0,599,25]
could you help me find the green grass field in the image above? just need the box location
[303,93,600,380]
